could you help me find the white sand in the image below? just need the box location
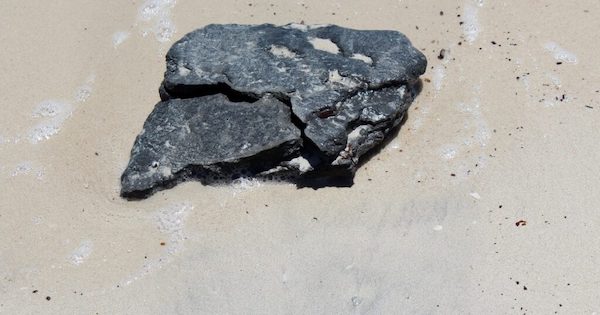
[1,0,600,313]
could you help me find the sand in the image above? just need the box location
[1,0,599,313]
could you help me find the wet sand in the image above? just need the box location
[1,0,600,313]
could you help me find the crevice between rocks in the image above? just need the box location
[166,78,419,137]
[162,81,311,140]
[161,80,326,163]
[161,82,262,103]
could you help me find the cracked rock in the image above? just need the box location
[121,23,427,198]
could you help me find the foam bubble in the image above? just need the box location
[548,72,562,87]
[32,101,62,118]
[138,0,175,20]
[440,146,458,160]
[112,31,130,47]
[231,177,262,191]
[432,64,446,92]
[156,202,191,236]
[137,0,177,43]
[462,3,481,43]
[75,86,92,102]
[386,141,401,151]
[75,75,95,103]
[117,202,192,287]
[153,17,176,42]
[27,100,73,144]
[9,161,45,180]
[69,240,94,265]
[544,41,578,64]
[456,100,490,147]
[11,162,32,177]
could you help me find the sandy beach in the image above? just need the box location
[1,0,599,313]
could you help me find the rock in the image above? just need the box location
[121,94,301,198]
[121,23,427,198]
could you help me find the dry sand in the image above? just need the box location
[1,0,599,313]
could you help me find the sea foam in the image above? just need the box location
[462,2,482,43]
[27,100,73,144]
[544,41,578,64]
[137,0,177,42]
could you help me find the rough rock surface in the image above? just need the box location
[121,23,427,198]
[121,94,301,197]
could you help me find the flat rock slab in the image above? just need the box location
[122,23,427,198]
[121,94,301,197]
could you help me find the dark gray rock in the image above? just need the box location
[121,94,301,198]
[122,23,426,198]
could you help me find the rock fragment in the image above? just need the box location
[121,94,301,197]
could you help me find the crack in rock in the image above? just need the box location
[121,23,427,199]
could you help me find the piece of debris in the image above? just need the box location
[121,24,427,198]
[437,48,446,60]
[470,192,481,200]
[515,220,527,227]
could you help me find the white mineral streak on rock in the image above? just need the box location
[328,70,361,89]
[284,23,331,32]
[309,37,340,54]
[285,23,309,32]
[177,63,191,76]
[287,156,313,173]
[351,53,373,64]
[270,45,297,58]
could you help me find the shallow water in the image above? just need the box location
[1,0,600,313]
